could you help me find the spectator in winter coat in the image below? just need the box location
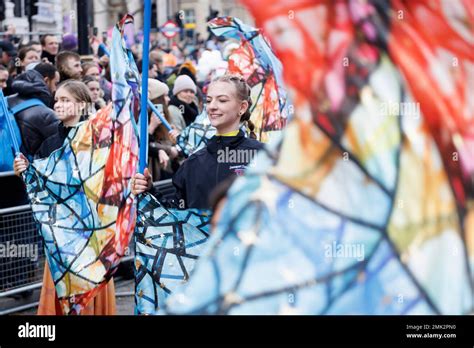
[168,75,199,129]
[7,63,60,158]
[40,34,59,64]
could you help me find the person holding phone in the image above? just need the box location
[147,78,181,180]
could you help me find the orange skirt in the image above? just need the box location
[37,265,116,315]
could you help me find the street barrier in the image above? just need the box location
[0,178,176,314]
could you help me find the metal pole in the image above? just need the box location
[0,301,40,315]
[147,100,172,131]
[0,31,63,37]
[0,283,42,298]
[0,204,31,215]
[139,0,152,173]
[77,0,91,55]
[115,291,135,297]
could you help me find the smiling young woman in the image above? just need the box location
[132,74,264,210]
[13,80,117,315]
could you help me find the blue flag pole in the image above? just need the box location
[98,43,110,57]
[0,89,20,155]
[147,100,173,131]
[139,0,152,173]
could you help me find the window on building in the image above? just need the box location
[183,9,195,24]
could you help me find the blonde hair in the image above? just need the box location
[210,74,256,138]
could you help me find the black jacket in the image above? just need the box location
[35,122,72,159]
[7,70,59,158]
[171,130,264,209]
[169,95,199,126]
[41,50,56,64]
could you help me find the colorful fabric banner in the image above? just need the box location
[24,15,140,314]
[209,16,289,143]
[134,193,211,315]
[164,0,473,315]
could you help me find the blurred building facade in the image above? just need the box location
[93,0,254,43]
[0,0,63,40]
[0,0,253,43]
[170,0,254,39]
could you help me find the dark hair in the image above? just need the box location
[40,34,57,47]
[18,40,41,50]
[82,75,99,85]
[210,74,256,139]
[178,66,197,84]
[0,64,7,72]
[34,62,58,80]
[55,51,80,68]
[18,46,38,62]
[150,95,172,142]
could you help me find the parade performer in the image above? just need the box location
[175,16,289,158]
[132,74,263,210]
[13,15,140,315]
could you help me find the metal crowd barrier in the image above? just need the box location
[0,204,44,295]
[0,178,175,314]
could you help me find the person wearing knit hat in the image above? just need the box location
[148,77,184,132]
[62,34,78,52]
[169,75,199,127]
[148,78,172,137]
[165,62,197,94]
[148,78,169,100]
[172,75,196,96]
[145,78,181,181]
[177,61,205,116]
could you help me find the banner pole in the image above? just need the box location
[139,0,152,173]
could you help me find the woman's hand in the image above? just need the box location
[99,55,109,68]
[131,168,153,195]
[148,114,162,135]
[168,129,180,143]
[169,146,179,159]
[158,149,169,167]
[13,154,29,176]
